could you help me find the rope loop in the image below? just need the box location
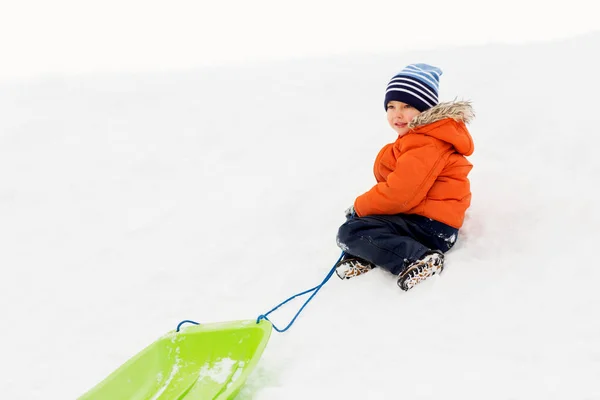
[176,319,200,332]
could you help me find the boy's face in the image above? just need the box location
[386,101,421,137]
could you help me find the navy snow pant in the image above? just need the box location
[337,214,459,275]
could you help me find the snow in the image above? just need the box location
[1,32,600,399]
[150,359,180,400]
[198,358,239,385]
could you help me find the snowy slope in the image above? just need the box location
[1,32,599,399]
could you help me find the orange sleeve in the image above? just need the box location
[355,138,450,216]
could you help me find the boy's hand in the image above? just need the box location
[344,205,356,219]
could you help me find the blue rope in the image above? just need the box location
[176,252,345,334]
[176,319,200,332]
[256,251,344,333]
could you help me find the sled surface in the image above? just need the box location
[79,319,272,400]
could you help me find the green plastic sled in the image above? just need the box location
[79,319,272,400]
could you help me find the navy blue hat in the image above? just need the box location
[384,63,442,112]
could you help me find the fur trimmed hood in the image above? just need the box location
[408,100,475,129]
[407,100,474,156]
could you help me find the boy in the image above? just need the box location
[335,63,474,291]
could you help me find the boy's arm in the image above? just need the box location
[354,138,450,216]
[373,143,393,183]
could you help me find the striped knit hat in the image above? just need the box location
[384,63,442,112]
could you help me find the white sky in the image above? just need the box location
[1,0,598,81]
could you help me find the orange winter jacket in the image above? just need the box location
[354,101,474,228]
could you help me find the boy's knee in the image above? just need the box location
[337,218,381,252]
[337,220,366,253]
[337,221,353,244]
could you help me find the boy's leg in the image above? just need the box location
[337,215,432,275]
[387,214,459,290]
[400,214,459,254]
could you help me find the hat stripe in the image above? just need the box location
[387,76,437,95]
[403,64,441,88]
[386,78,438,103]
[404,63,442,79]
[386,85,437,106]
[395,70,439,91]
[385,88,436,108]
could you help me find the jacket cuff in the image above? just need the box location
[353,199,363,217]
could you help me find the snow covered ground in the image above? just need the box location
[1,32,599,399]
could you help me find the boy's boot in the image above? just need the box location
[397,251,444,291]
[335,254,374,279]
